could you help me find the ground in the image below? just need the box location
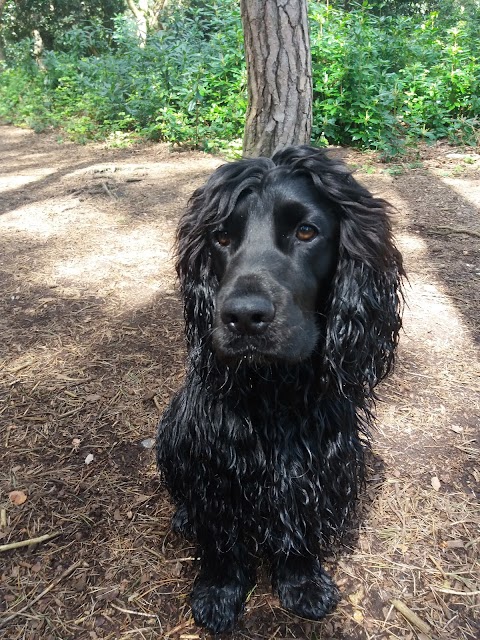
[0,125,478,640]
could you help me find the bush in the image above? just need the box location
[310,2,480,154]
[0,0,478,153]
[0,1,246,148]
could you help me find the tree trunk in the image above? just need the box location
[240,0,312,158]
[32,29,46,70]
[0,0,7,64]
[126,0,149,46]
[126,0,169,44]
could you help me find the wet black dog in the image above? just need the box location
[157,146,404,633]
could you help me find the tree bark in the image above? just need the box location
[240,0,312,158]
[126,0,149,46]
[0,0,8,63]
[126,0,169,44]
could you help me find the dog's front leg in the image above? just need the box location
[190,540,255,633]
[272,552,339,621]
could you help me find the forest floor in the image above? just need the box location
[0,124,478,640]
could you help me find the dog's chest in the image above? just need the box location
[239,401,320,502]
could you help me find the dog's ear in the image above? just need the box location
[176,183,218,351]
[176,159,273,351]
[322,165,404,397]
[274,146,404,396]
[325,250,403,398]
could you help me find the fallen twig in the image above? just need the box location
[162,556,197,564]
[164,618,195,637]
[391,599,432,635]
[0,530,61,553]
[431,225,480,238]
[431,587,480,596]
[4,424,12,447]
[153,395,163,413]
[0,561,80,628]
[143,546,198,564]
[102,181,118,199]
[111,603,158,618]
[5,361,34,375]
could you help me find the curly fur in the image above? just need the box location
[157,146,404,633]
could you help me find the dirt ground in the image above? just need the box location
[0,124,478,640]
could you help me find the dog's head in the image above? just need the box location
[208,169,339,363]
[176,146,404,390]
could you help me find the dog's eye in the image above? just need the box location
[296,224,318,242]
[215,230,231,247]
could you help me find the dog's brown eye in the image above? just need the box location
[216,230,231,247]
[296,224,318,242]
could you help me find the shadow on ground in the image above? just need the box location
[392,168,479,341]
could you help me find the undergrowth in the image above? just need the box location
[0,1,478,155]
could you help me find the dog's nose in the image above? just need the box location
[221,295,275,335]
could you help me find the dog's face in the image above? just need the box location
[209,172,340,363]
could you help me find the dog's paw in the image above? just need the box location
[190,577,246,633]
[275,561,339,621]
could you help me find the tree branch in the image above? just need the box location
[126,0,142,20]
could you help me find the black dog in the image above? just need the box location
[157,146,404,633]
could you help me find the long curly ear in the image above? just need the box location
[175,184,218,352]
[323,179,404,398]
[175,158,274,352]
[325,253,403,398]
[273,146,404,397]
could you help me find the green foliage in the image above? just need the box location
[0,1,246,149]
[1,0,125,51]
[0,0,478,154]
[310,2,480,154]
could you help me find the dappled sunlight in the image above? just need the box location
[65,159,221,181]
[396,230,428,256]
[2,201,177,310]
[1,198,81,235]
[0,169,56,193]
[377,272,479,457]
[374,173,479,458]
[52,225,176,305]
[438,176,480,210]
[1,341,82,384]
[54,245,170,282]
[403,277,472,356]
[399,270,478,397]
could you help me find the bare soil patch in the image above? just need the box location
[0,126,478,640]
